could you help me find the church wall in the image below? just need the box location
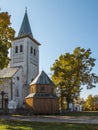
[0,69,24,109]
[0,78,11,109]
[10,38,27,77]
[10,38,29,106]
[11,39,24,66]
[10,37,39,98]
[27,38,39,84]
[11,67,24,108]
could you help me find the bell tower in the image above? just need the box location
[10,10,40,97]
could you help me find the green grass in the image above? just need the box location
[61,111,98,116]
[12,111,98,117]
[0,111,98,130]
[0,120,98,130]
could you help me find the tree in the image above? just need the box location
[83,95,94,111]
[51,47,98,110]
[93,95,98,110]
[83,95,98,111]
[0,12,15,69]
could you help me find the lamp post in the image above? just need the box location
[0,91,6,110]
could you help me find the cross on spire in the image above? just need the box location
[25,7,27,13]
[18,7,33,38]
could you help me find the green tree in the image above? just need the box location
[83,95,94,111]
[0,12,15,69]
[93,95,98,110]
[51,47,98,110]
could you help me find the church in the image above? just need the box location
[0,10,59,114]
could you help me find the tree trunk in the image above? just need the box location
[60,95,63,112]
[66,97,71,111]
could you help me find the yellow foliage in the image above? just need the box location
[0,12,15,69]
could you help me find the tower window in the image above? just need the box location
[34,48,36,56]
[17,76,19,80]
[20,45,23,52]
[15,46,18,53]
[31,47,33,54]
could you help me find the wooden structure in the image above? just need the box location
[25,71,59,114]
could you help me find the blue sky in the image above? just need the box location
[0,0,98,99]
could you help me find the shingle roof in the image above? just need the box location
[18,10,33,38]
[0,67,20,78]
[30,71,54,85]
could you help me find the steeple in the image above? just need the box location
[30,71,54,85]
[18,8,33,38]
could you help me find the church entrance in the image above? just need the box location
[0,91,8,109]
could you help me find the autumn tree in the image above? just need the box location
[0,12,15,69]
[83,95,94,111]
[83,95,98,111]
[93,95,98,110]
[51,47,98,110]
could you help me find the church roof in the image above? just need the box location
[0,67,20,78]
[30,71,54,85]
[18,10,33,38]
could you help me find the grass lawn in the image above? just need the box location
[61,111,98,116]
[0,120,98,130]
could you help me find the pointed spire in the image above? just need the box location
[25,6,27,13]
[30,71,54,85]
[18,9,33,38]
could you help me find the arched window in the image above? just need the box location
[20,45,23,52]
[34,48,36,56]
[15,46,18,53]
[31,46,33,54]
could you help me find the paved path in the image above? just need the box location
[0,115,98,124]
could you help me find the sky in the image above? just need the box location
[0,0,98,99]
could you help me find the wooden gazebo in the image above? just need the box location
[25,71,59,114]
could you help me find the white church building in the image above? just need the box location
[0,10,40,109]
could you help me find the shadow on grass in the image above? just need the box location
[61,111,98,116]
[0,120,98,130]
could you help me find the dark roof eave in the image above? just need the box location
[14,35,41,46]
